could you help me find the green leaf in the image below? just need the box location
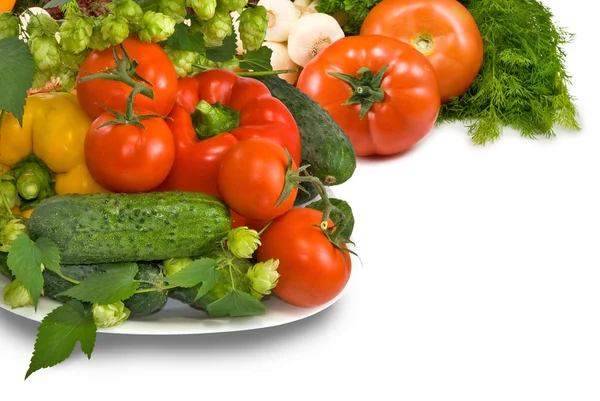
[205,33,237,63]
[206,290,266,318]
[165,258,218,296]
[59,263,140,304]
[35,237,61,275]
[164,23,205,53]
[26,300,96,379]
[134,0,162,12]
[0,37,35,126]
[7,234,44,309]
[239,46,273,72]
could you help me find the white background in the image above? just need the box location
[1,0,598,399]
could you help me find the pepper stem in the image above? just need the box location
[328,64,389,119]
[191,101,240,139]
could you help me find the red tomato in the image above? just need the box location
[256,208,352,308]
[84,111,175,193]
[296,35,440,156]
[360,0,483,103]
[76,37,178,120]
[230,209,271,232]
[217,138,298,221]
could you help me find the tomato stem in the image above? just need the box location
[77,44,155,102]
[328,64,388,119]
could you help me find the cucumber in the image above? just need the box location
[0,255,169,317]
[26,191,231,265]
[253,75,357,186]
[307,197,355,240]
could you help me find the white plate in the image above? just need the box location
[0,251,359,335]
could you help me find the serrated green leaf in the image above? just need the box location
[59,263,140,304]
[35,237,61,275]
[6,234,44,309]
[239,46,273,72]
[26,300,96,379]
[165,258,217,292]
[205,33,237,63]
[164,23,205,53]
[44,0,74,8]
[206,290,266,318]
[0,37,35,126]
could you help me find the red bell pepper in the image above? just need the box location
[156,69,301,198]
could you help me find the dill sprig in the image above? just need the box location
[438,0,581,145]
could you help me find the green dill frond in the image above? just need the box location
[441,0,581,145]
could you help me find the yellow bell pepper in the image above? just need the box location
[0,92,109,213]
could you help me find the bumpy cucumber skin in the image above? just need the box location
[0,255,169,317]
[26,191,231,265]
[254,75,357,186]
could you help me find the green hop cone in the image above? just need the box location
[88,19,111,51]
[165,46,201,77]
[28,35,61,72]
[92,301,131,328]
[201,9,232,47]
[159,0,187,24]
[0,12,19,40]
[30,69,54,91]
[100,14,130,46]
[57,67,78,91]
[247,259,280,299]
[218,0,248,13]
[108,0,144,32]
[58,15,94,54]
[164,257,193,276]
[138,11,176,43]
[62,49,89,70]
[3,280,34,309]
[238,5,268,52]
[217,57,240,71]
[187,0,216,21]
[26,13,59,38]
[227,226,261,259]
[0,217,26,252]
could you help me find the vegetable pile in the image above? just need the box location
[0,0,356,379]
[0,0,582,379]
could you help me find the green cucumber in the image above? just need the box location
[0,255,168,317]
[26,191,231,265]
[307,197,355,240]
[253,75,357,186]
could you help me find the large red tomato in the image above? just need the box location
[76,37,178,120]
[256,208,352,308]
[296,35,440,156]
[360,0,483,103]
[84,111,175,193]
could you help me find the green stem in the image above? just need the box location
[191,100,240,139]
[328,64,389,119]
[16,171,42,200]
[134,285,178,294]
[56,272,80,286]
